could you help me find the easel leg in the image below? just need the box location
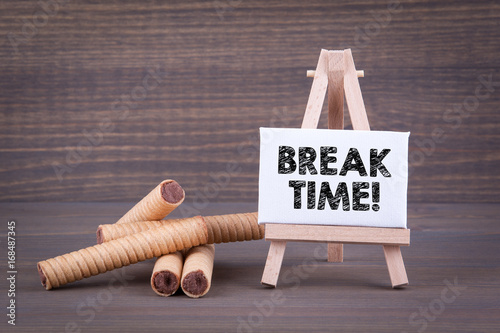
[325,51,345,265]
[261,241,287,287]
[327,243,343,262]
[383,245,408,288]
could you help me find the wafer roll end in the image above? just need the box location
[116,179,185,224]
[161,180,185,205]
[152,271,179,296]
[37,262,50,290]
[151,252,184,297]
[96,225,105,244]
[182,269,209,298]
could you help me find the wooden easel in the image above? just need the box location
[260,49,410,289]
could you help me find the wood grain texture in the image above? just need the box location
[326,53,345,263]
[344,48,371,131]
[1,202,499,332]
[0,0,499,203]
[383,244,409,287]
[265,224,411,245]
[301,49,329,129]
[327,50,344,130]
[327,243,343,263]
[261,240,287,287]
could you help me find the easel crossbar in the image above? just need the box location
[264,224,410,246]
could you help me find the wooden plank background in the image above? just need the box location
[1,0,499,203]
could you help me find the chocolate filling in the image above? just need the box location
[96,227,104,244]
[161,181,184,204]
[37,263,47,288]
[153,271,179,295]
[182,270,208,296]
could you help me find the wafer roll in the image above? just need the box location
[97,212,263,244]
[116,179,185,224]
[151,252,184,297]
[38,216,206,290]
[97,219,182,244]
[181,244,215,298]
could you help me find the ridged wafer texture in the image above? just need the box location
[115,179,185,224]
[151,252,184,297]
[181,244,215,298]
[204,212,263,244]
[38,216,207,290]
[97,212,263,244]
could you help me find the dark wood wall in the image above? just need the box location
[1,0,499,203]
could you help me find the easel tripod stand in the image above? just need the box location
[260,49,410,289]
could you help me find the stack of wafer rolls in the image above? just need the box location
[96,212,262,298]
[37,179,264,293]
[102,212,261,298]
[97,212,263,244]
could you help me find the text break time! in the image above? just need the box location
[258,128,409,228]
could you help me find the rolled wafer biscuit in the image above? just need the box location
[97,212,263,244]
[38,216,206,290]
[151,252,184,297]
[181,244,215,298]
[116,179,185,224]
[97,219,182,244]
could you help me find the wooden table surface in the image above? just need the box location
[1,202,499,332]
